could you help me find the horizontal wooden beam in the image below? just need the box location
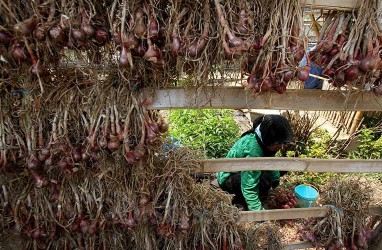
[239,207,329,222]
[238,205,382,222]
[145,87,382,111]
[283,241,313,250]
[199,158,382,173]
[303,0,360,11]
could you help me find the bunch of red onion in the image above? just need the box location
[265,187,299,209]
[310,8,382,91]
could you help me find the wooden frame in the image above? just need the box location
[145,87,382,111]
[302,0,360,11]
[241,206,382,249]
[239,206,382,222]
[199,158,382,173]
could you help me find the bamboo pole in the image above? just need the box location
[309,14,321,38]
[349,111,364,134]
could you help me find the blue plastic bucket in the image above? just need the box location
[294,185,319,208]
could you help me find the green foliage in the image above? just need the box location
[168,109,240,158]
[283,128,334,159]
[283,127,382,187]
[348,129,382,159]
[283,172,339,191]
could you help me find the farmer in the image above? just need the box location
[217,114,294,211]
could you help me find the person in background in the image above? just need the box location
[301,45,324,89]
[217,114,294,211]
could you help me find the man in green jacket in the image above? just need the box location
[217,114,294,211]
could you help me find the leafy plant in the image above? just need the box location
[168,109,240,158]
[282,128,334,159]
[348,128,382,159]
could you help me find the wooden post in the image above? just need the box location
[346,112,356,133]
[309,14,320,38]
[349,111,364,134]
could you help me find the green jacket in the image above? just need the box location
[217,133,280,210]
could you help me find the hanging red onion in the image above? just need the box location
[98,136,108,149]
[108,135,120,151]
[227,32,243,48]
[143,39,160,63]
[88,222,98,235]
[49,26,66,43]
[71,220,80,233]
[329,46,339,57]
[260,78,272,92]
[282,70,295,83]
[125,32,138,49]
[72,28,86,42]
[30,170,49,188]
[126,211,136,229]
[139,195,150,206]
[237,9,249,34]
[134,144,146,158]
[337,34,347,46]
[81,150,90,161]
[31,229,41,239]
[58,157,73,173]
[293,47,305,63]
[359,56,379,72]
[320,54,330,65]
[80,219,89,234]
[72,149,82,162]
[297,66,310,82]
[345,65,362,82]
[323,67,336,78]
[145,122,156,143]
[133,44,147,57]
[148,14,159,39]
[253,37,262,50]
[28,154,42,170]
[38,152,46,162]
[94,28,108,45]
[14,17,38,36]
[0,31,11,45]
[179,212,190,231]
[124,152,139,164]
[119,46,130,68]
[9,41,27,62]
[134,10,146,38]
[274,84,287,94]
[158,120,169,133]
[44,155,54,167]
[81,23,95,38]
[33,26,46,41]
[30,62,49,77]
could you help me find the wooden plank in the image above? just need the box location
[199,158,382,173]
[239,207,329,222]
[145,87,382,111]
[283,241,313,250]
[238,206,382,222]
[303,0,359,11]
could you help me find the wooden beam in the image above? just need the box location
[302,0,360,11]
[239,207,329,222]
[283,241,313,250]
[199,158,382,173]
[145,87,382,111]
[238,206,382,222]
